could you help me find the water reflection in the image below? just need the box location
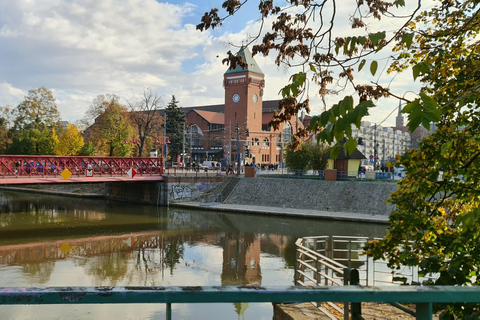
[0,189,387,319]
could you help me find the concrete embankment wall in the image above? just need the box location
[225,178,398,216]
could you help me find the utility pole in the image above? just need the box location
[182,120,186,167]
[163,112,167,160]
[236,124,240,175]
[229,120,232,166]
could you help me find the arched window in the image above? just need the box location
[283,122,292,144]
[211,136,222,147]
[276,136,282,149]
[188,125,204,148]
[263,138,269,147]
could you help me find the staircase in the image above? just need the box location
[213,177,241,203]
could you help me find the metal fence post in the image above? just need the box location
[343,268,350,320]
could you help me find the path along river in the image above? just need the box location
[0,189,387,319]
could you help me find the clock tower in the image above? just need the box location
[224,46,265,163]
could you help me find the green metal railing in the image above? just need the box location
[1,285,480,319]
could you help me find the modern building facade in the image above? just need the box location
[352,106,412,168]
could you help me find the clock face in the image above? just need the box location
[232,93,240,103]
[252,94,258,103]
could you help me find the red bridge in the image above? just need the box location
[0,155,164,184]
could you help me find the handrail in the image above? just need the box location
[1,285,480,319]
[0,155,164,178]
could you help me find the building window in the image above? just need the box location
[211,136,222,147]
[188,124,204,148]
[263,138,269,147]
[283,122,292,144]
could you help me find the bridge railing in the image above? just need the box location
[1,285,480,320]
[0,155,164,178]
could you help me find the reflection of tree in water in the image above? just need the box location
[163,237,184,275]
[23,261,55,284]
[80,236,186,286]
[85,252,130,286]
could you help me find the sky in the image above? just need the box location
[0,0,424,127]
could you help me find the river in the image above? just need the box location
[0,189,387,319]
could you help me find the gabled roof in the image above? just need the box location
[224,46,264,76]
[188,109,225,125]
[324,146,366,160]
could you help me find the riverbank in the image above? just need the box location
[171,201,389,224]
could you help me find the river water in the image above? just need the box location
[0,189,387,319]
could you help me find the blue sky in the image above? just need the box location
[0,0,423,127]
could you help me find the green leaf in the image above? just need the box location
[369,31,385,46]
[401,100,420,114]
[291,85,298,96]
[349,36,357,53]
[370,61,378,76]
[320,110,331,126]
[412,62,431,81]
[309,63,316,72]
[344,138,357,156]
[358,36,366,45]
[402,33,414,49]
[343,37,351,54]
[330,103,340,117]
[440,141,452,156]
[420,93,442,122]
[358,59,366,72]
[308,116,319,131]
[330,145,341,159]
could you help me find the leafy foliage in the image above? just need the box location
[199,0,480,316]
[79,142,97,157]
[284,141,328,171]
[83,95,133,156]
[11,87,61,131]
[55,124,84,156]
[7,128,59,155]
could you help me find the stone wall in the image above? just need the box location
[225,178,397,216]
[165,176,228,203]
[105,181,167,206]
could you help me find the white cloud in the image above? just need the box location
[0,0,426,127]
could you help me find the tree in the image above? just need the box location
[83,95,133,156]
[165,96,185,162]
[101,104,133,157]
[0,107,12,154]
[284,143,311,171]
[11,87,61,131]
[56,124,84,156]
[284,141,328,171]
[7,128,59,155]
[79,142,97,156]
[199,1,480,317]
[127,88,163,157]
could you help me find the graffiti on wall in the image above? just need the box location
[196,182,215,192]
[171,185,192,199]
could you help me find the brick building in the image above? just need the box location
[184,46,310,167]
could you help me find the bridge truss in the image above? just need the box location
[0,155,164,179]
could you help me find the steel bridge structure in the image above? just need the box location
[0,155,164,180]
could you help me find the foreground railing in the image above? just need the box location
[1,285,480,320]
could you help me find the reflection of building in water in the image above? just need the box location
[221,232,261,286]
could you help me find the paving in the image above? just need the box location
[171,201,390,224]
